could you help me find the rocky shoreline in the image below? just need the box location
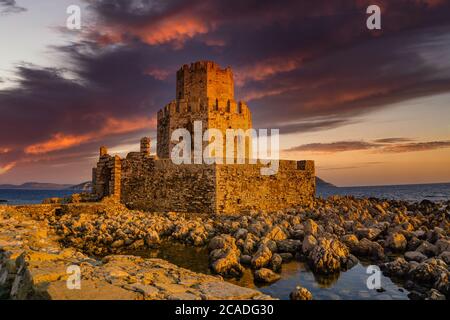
[1,195,449,300]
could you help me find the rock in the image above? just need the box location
[302,235,317,255]
[426,289,446,300]
[276,239,302,253]
[416,241,438,257]
[279,252,294,262]
[409,258,449,288]
[341,234,359,250]
[352,238,385,260]
[111,239,124,248]
[254,268,281,283]
[404,251,428,263]
[240,255,252,266]
[270,254,283,272]
[303,219,319,236]
[209,235,244,277]
[290,286,313,300]
[438,251,450,265]
[251,245,272,269]
[386,232,407,252]
[265,226,288,241]
[144,229,160,245]
[307,238,350,274]
[435,239,450,255]
[234,228,248,240]
[381,257,411,278]
[355,228,382,241]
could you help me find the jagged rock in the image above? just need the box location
[276,239,302,253]
[438,251,450,265]
[208,235,244,277]
[240,255,252,266]
[307,238,350,274]
[355,228,382,241]
[416,241,438,257]
[426,289,446,300]
[251,245,272,269]
[254,268,281,283]
[145,231,161,248]
[279,252,294,262]
[266,226,288,241]
[270,254,283,272]
[386,232,407,252]
[435,239,450,255]
[290,286,313,300]
[405,251,428,263]
[234,228,248,240]
[352,238,385,260]
[302,235,317,255]
[341,234,359,250]
[381,257,411,278]
[303,219,319,236]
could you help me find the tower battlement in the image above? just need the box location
[157,61,252,159]
[176,61,234,102]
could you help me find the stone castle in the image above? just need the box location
[92,61,315,214]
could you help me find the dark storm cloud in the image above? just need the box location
[1,0,450,179]
[0,0,26,14]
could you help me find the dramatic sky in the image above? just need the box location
[1,0,450,186]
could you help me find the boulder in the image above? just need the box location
[270,254,283,272]
[265,226,288,241]
[253,268,281,283]
[303,219,319,236]
[435,239,450,255]
[416,241,438,257]
[302,235,317,255]
[251,245,272,269]
[352,238,385,260]
[307,238,350,274]
[276,239,302,253]
[355,228,382,241]
[290,286,313,300]
[386,232,407,252]
[404,251,428,263]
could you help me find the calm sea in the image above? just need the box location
[0,189,77,205]
[317,182,450,202]
[0,183,449,205]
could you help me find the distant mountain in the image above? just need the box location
[0,182,73,190]
[0,181,91,190]
[67,181,92,192]
[316,177,336,187]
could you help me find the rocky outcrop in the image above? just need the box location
[0,208,271,300]
[290,286,313,300]
[307,238,350,274]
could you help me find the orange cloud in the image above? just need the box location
[235,57,302,86]
[0,147,11,154]
[0,162,16,175]
[25,116,155,155]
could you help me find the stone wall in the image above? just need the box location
[120,158,217,213]
[215,160,316,214]
[114,156,315,214]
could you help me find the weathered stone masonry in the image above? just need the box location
[92,61,315,214]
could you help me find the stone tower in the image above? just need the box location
[157,61,252,159]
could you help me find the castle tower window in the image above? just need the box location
[238,102,242,114]
[215,98,219,111]
[187,105,192,112]
[226,100,231,112]
[176,103,180,112]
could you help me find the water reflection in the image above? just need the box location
[125,242,410,300]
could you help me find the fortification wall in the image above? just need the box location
[214,160,315,214]
[120,158,217,213]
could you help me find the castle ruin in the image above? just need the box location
[92,61,315,214]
